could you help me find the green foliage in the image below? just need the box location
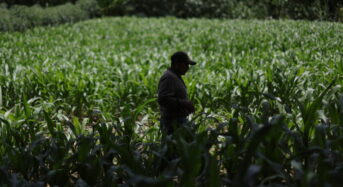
[0,17,343,185]
[2,0,343,22]
[96,0,343,21]
[0,0,100,32]
[4,0,78,7]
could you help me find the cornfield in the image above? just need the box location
[0,17,343,186]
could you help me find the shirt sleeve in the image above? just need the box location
[158,76,178,109]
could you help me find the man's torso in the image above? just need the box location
[158,68,190,119]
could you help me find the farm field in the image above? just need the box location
[0,17,343,186]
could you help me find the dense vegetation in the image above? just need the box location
[0,0,99,31]
[3,0,78,7]
[1,0,343,32]
[1,17,343,186]
[98,0,343,21]
[4,0,343,21]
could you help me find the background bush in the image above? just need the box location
[97,0,343,21]
[3,0,78,7]
[1,0,342,32]
[0,0,100,32]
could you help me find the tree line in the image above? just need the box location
[2,0,343,21]
[3,0,77,7]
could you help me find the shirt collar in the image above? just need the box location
[168,68,186,86]
[168,67,182,77]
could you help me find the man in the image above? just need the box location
[157,51,196,135]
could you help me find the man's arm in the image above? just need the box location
[158,77,195,113]
[158,77,178,109]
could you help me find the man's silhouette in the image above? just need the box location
[158,51,196,136]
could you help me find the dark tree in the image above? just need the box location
[4,0,78,7]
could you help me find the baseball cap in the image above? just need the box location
[171,51,197,65]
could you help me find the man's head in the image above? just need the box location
[171,51,196,75]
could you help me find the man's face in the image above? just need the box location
[178,62,190,75]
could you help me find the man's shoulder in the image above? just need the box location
[160,69,178,81]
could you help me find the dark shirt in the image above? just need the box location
[158,68,191,119]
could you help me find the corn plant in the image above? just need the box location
[0,17,343,186]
